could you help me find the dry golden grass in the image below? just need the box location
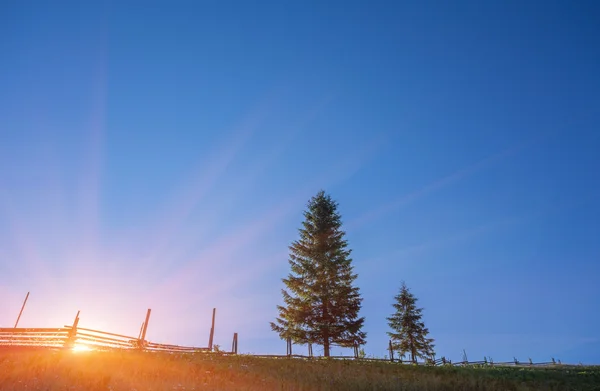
[0,348,598,390]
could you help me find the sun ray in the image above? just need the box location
[138,92,336,280]
[346,141,532,231]
[139,103,271,275]
[148,136,386,303]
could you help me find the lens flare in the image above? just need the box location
[72,343,93,353]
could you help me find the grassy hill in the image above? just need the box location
[0,348,598,391]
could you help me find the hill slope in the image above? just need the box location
[0,349,598,391]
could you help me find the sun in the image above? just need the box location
[72,343,93,353]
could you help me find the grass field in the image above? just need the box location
[0,348,598,391]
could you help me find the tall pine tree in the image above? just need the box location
[271,190,366,357]
[387,282,435,363]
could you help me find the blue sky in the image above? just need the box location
[1,0,599,363]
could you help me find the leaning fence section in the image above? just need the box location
[1,300,222,354]
[0,328,68,348]
[69,326,139,350]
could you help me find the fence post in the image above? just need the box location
[429,354,436,366]
[14,292,30,328]
[231,333,238,354]
[208,308,216,351]
[138,309,151,350]
[64,310,80,349]
[138,322,145,340]
[388,340,394,362]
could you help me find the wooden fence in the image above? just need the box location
[0,327,575,368]
[1,300,229,354]
[266,338,570,368]
[0,326,213,352]
[0,293,578,366]
[0,328,67,349]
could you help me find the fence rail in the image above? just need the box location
[0,327,69,348]
[0,326,211,353]
[1,303,218,354]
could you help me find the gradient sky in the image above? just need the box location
[1,1,599,363]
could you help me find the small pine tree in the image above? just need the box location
[271,190,366,357]
[387,282,435,363]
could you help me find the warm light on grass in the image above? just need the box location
[1,350,598,391]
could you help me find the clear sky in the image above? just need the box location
[1,0,599,363]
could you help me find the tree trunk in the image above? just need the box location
[409,335,416,363]
[322,295,330,357]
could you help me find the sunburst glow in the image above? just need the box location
[72,343,93,353]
